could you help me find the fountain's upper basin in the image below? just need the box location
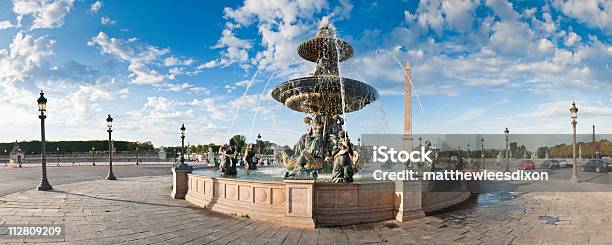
[298,37,353,62]
[271,76,379,115]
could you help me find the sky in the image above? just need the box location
[0,0,610,147]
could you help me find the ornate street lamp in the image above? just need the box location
[175,124,192,170]
[36,90,53,191]
[570,102,581,182]
[504,127,510,172]
[480,137,485,169]
[418,136,422,150]
[92,146,96,166]
[136,147,140,165]
[17,148,22,168]
[106,114,116,180]
[3,149,6,167]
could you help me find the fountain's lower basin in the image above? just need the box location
[192,166,378,183]
[182,167,474,228]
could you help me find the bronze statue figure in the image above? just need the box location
[219,138,238,176]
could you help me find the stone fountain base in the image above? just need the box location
[175,168,475,228]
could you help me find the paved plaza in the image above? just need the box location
[0,164,173,197]
[0,172,610,244]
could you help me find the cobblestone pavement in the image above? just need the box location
[0,164,174,197]
[0,176,610,244]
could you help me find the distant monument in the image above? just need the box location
[9,141,24,167]
[158,147,167,160]
[403,62,412,152]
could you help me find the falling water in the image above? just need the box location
[345,69,390,133]
[248,77,272,143]
[328,19,349,136]
[374,48,431,133]
[226,68,261,140]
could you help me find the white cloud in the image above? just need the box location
[100,16,115,25]
[446,108,487,124]
[402,0,480,33]
[215,0,328,77]
[90,1,102,13]
[127,62,165,84]
[415,0,445,32]
[485,0,519,21]
[564,31,581,46]
[441,0,479,32]
[553,0,612,33]
[164,57,178,66]
[13,0,75,29]
[520,101,612,121]
[331,0,352,20]
[0,20,16,29]
[0,31,55,83]
[88,32,192,85]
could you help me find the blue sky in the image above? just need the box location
[0,0,610,147]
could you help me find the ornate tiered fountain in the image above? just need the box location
[272,17,378,182]
[177,17,473,229]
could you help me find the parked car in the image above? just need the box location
[557,159,572,168]
[518,161,536,170]
[540,160,560,169]
[580,159,608,173]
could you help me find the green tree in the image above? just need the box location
[232,135,246,153]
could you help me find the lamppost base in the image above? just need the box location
[504,164,510,172]
[37,180,53,191]
[106,173,117,180]
[569,175,582,183]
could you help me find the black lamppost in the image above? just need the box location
[106,115,117,180]
[504,127,510,172]
[136,147,140,165]
[37,90,53,191]
[418,136,422,149]
[175,124,192,170]
[56,147,60,167]
[92,146,96,166]
[3,149,6,167]
[17,148,22,168]
[467,142,471,166]
[570,102,581,182]
[480,137,485,169]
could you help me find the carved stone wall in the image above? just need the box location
[314,182,395,226]
[184,172,473,228]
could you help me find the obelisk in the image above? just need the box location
[403,61,412,151]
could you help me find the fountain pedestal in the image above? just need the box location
[394,180,425,221]
[284,179,316,229]
[171,168,192,199]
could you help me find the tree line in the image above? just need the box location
[0,140,155,154]
[537,139,611,159]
